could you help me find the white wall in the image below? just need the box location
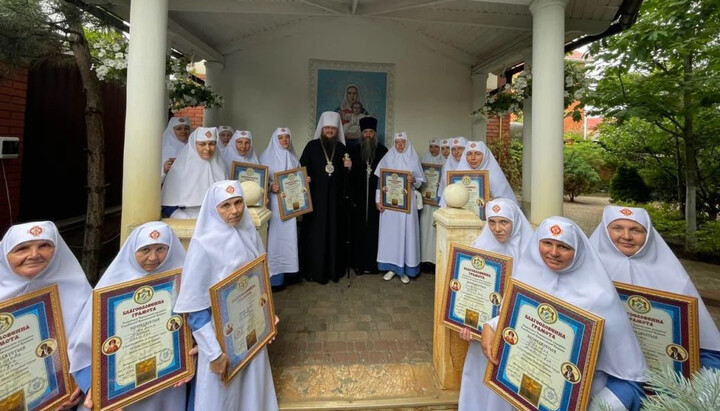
[215,17,473,154]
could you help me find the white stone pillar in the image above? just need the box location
[529,0,567,224]
[521,52,533,218]
[203,61,224,126]
[121,0,169,242]
[472,73,489,141]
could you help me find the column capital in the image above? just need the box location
[529,0,568,15]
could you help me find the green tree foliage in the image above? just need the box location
[610,166,651,203]
[563,143,602,202]
[587,0,720,251]
[641,366,720,411]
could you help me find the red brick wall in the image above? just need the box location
[0,69,27,234]
[486,114,511,146]
[173,106,203,128]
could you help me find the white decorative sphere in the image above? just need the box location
[443,183,469,208]
[240,181,263,206]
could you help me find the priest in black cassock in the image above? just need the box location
[348,117,388,274]
[299,111,352,284]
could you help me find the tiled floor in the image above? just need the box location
[269,272,435,370]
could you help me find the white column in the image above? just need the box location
[121,0,169,242]
[472,72,488,141]
[203,61,224,126]
[529,0,567,224]
[521,52,533,218]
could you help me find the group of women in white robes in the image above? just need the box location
[456,200,720,411]
[375,132,425,284]
[419,139,445,265]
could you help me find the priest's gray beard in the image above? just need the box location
[360,137,377,164]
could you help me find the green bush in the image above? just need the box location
[610,166,651,203]
[564,147,601,201]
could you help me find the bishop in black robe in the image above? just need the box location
[298,112,352,284]
[348,117,388,273]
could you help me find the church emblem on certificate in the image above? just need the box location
[447,170,490,219]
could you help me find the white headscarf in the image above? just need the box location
[471,198,533,264]
[374,132,424,183]
[162,117,191,164]
[0,222,92,370]
[68,222,186,373]
[221,130,260,172]
[589,206,720,351]
[455,140,517,203]
[313,111,346,145]
[515,217,647,382]
[217,126,235,152]
[422,139,445,165]
[340,84,361,112]
[259,127,300,181]
[174,180,264,313]
[161,127,228,207]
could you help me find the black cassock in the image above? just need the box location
[348,143,388,273]
[299,139,349,284]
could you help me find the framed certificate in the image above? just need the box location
[231,162,269,207]
[91,269,195,411]
[379,168,412,213]
[274,166,313,221]
[447,170,490,219]
[209,254,277,384]
[420,163,442,206]
[614,281,699,378]
[485,279,604,411]
[0,285,72,411]
[441,243,512,340]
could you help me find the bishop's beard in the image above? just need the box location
[360,137,377,164]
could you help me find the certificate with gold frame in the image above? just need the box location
[0,285,73,411]
[379,168,412,213]
[441,243,512,340]
[447,170,490,219]
[613,281,699,379]
[91,269,195,411]
[420,163,442,206]
[484,279,604,411]
[230,162,269,207]
[274,166,313,221]
[209,254,277,384]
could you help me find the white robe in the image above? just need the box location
[175,181,278,411]
[375,133,424,274]
[419,149,444,263]
[458,199,533,411]
[73,222,187,411]
[259,127,301,277]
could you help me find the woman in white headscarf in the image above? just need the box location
[437,137,467,205]
[479,217,648,411]
[217,126,234,154]
[419,139,445,266]
[161,127,227,219]
[589,205,720,369]
[162,117,192,176]
[174,180,278,411]
[222,130,260,175]
[375,132,425,284]
[440,138,451,160]
[71,222,190,411]
[447,140,517,205]
[457,198,533,411]
[259,127,301,287]
[1,221,93,409]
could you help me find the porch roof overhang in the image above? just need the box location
[84,0,634,75]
